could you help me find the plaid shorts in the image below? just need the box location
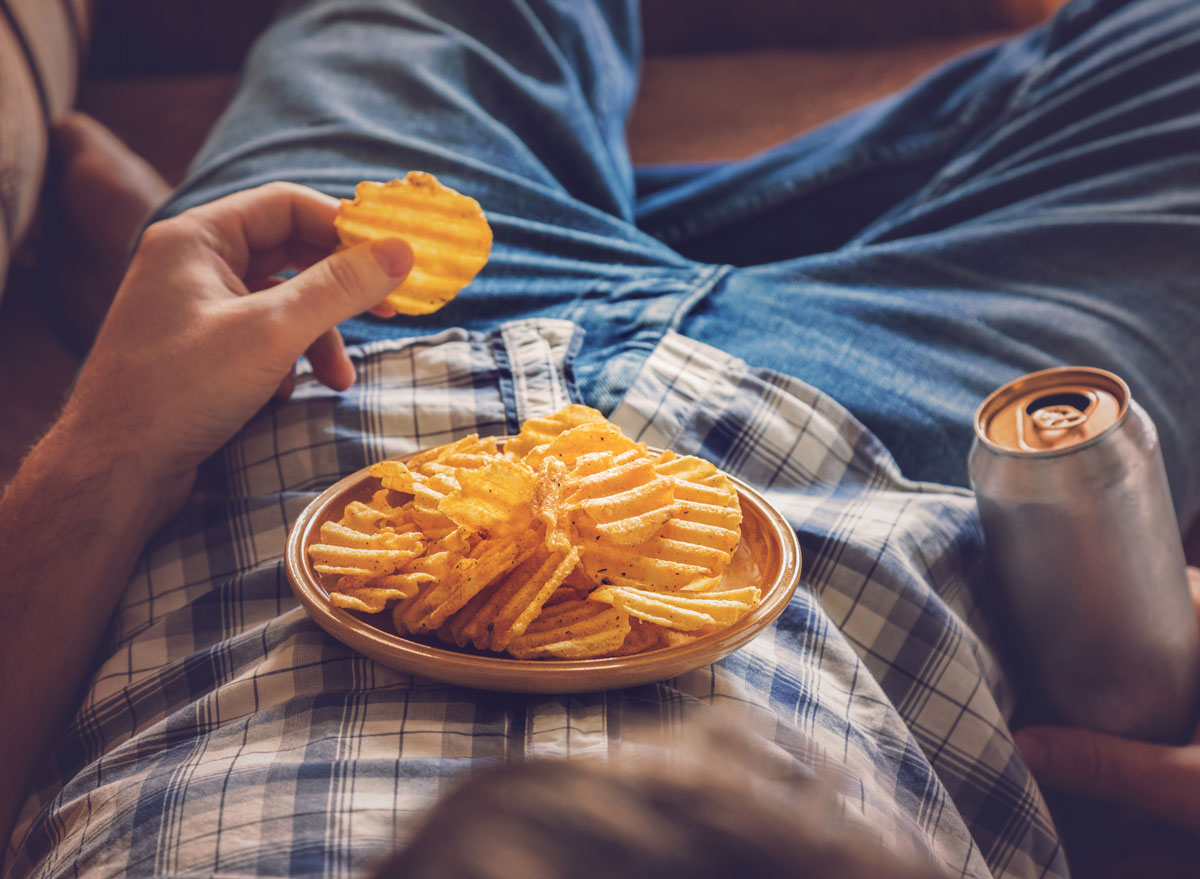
[7,321,1063,879]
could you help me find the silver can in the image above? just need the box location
[968,366,1200,742]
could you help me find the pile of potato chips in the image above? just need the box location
[307,405,757,659]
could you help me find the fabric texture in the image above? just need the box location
[7,321,1063,879]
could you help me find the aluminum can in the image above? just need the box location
[968,366,1200,741]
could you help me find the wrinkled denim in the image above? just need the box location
[158,0,1200,525]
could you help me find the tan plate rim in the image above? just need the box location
[285,448,801,693]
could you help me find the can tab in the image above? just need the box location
[1016,388,1121,451]
[974,368,1129,454]
[1031,404,1088,431]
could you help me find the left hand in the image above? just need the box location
[1015,567,1200,836]
[60,181,412,516]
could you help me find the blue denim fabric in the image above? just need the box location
[157,0,1200,526]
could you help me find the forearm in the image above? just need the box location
[0,409,175,844]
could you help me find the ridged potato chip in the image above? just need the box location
[407,434,501,476]
[506,600,631,659]
[575,514,714,592]
[565,454,674,546]
[438,459,536,538]
[655,451,738,501]
[404,470,462,539]
[504,405,608,459]
[399,531,540,634]
[658,625,722,648]
[335,172,492,315]
[308,521,425,578]
[532,457,571,552]
[331,586,419,614]
[590,584,760,631]
[527,422,640,469]
[337,493,412,533]
[369,459,420,494]
[657,452,742,547]
[463,546,580,651]
[605,618,664,657]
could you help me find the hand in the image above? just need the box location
[0,182,413,844]
[1014,567,1200,836]
[59,182,411,516]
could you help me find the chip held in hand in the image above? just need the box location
[335,171,492,315]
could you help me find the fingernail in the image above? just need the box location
[370,239,413,276]
[1014,731,1046,772]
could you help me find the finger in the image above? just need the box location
[254,258,398,318]
[265,238,412,340]
[1015,726,1200,833]
[306,327,356,392]
[273,369,297,401]
[182,182,340,277]
[1188,566,1200,617]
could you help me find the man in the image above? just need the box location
[4,0,1200,876]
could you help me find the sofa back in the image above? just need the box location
[0,0,90,290]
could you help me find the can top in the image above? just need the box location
[974,366,1129,454]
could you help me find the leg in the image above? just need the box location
[156,0,716,410]
[673,0,1200,524]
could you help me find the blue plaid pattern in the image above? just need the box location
[5,320,1065,879]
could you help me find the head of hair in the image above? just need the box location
[373,742,946,879]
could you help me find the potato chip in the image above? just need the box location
[307,521,425,578]
[526,422,641,469]
[541,563,595,606]
[504,404,608,459]
[438,459,535,538]
[335,172,492,315]
[336,494,411,533]
[563,450,615,480]
[335,570,434,595]
[565,455,674,546]
[399,531,540,634]
[330,585,418,614]
[657,453,742,537]
[655,451,737,499]
[658,625,723,648]
[590,584,760,631]
[506,600,631,659]
[604,618,664,657]
[408,471,461,539]
[532,457,571,552]
[369,459,421,494]
[391,586,430,636]
[407,434,501,476]
[575,514,713,592]
[464,546,581,651]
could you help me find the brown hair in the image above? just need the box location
[374,754,946,879]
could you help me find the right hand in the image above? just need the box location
[1014,566,1200,835]
[60,181,412,521]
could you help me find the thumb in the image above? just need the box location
[1015,726,1200,833]
[271,238,412,336]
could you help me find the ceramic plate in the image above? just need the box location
[286,449,801,693]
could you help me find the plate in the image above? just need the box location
[285,448,802,693]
